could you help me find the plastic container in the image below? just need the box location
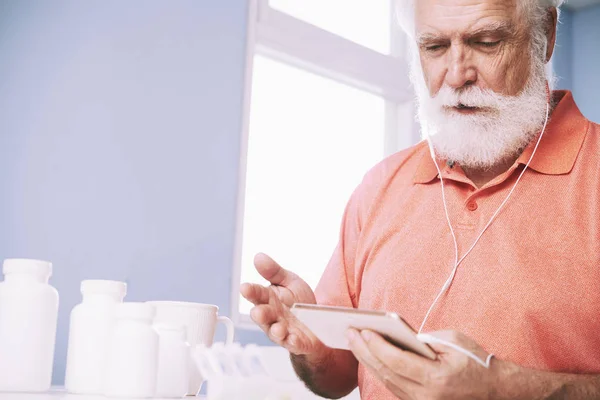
[146,301,234,395]
[104,302,158,398]
[192,343,278,400]
[65,280,127,395]
[0,259,59,393]
[154,324,190,398]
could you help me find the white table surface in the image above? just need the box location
[0,388,206,400]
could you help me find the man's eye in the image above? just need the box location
[426,44,445,52]
[476,41,501,48]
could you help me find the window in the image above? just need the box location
[269,0,392,54]
[232,0,419,323]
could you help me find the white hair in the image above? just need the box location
[396,0,564,40]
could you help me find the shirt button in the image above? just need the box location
[467,201,478,211]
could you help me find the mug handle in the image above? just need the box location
[217,316,235,345]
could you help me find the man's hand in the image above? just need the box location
[242,254,359,398]
[240,253,326,355]
[346,329,499,400]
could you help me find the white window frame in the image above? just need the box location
[231,0,420,328]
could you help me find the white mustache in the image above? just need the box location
[434,86,507,109]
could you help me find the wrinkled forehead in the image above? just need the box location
[415,0,520,38]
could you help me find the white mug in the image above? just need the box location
[146,301,234,395]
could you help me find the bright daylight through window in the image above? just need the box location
[232,0,416,321]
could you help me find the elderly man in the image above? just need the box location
[241,0,600,398]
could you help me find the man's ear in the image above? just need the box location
[545,7,558,62]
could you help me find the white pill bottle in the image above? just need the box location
[65,280,127,395]
[0,259,59,392]
[154,324,190,398]
[104,302,158,398]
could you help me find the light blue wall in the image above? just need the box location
[0,0,269,385]
[572,5,600,123]
[553,5,600,123]
[553,8,573,91]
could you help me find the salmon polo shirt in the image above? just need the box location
[315,91,600,399]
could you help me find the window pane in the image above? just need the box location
[269,0,392,55]
[239,55,385,314]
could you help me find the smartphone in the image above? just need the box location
[291,303,437,360]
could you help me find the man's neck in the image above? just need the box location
[461,154,521,188]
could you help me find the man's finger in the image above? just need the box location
[254,253,292,286]
[347,329,420,395]
[346,329,387,375]
[269,321,289,342]
[357,356,417,399]
[250,304,278,326]
[361,330,436,384]
[419,331,489,366]
[420,330,489,362]
[240,282,270,305]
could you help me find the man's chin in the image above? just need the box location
[426,126,522,170]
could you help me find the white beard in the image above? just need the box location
[411,55,549,170]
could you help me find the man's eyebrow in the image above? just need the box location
[468,21,515,37]
[417,21,515,45]
[417,32,446,45]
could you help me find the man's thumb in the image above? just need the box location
[254,253,291,286]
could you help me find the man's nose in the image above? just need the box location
[445,45,477,89]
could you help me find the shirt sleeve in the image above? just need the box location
[314,184,364,309]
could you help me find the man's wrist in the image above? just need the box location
[290,344,358,399]
[291,342,333,366]
[490,358,580,400]
[490,358,525,400]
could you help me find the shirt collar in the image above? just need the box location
[413,90,590,184]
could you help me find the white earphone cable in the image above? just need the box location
[417,333,495,368]
[417,91,551,368]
